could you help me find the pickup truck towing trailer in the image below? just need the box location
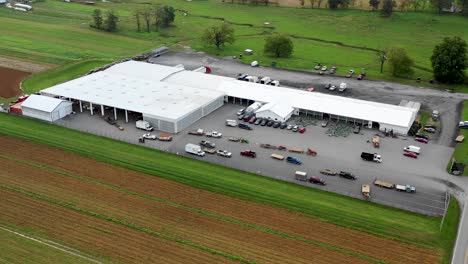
[396,184,416,193]
[361,152,382,163]
[158,134,173,141]
[374,179,395,189]
[188,129,205,135]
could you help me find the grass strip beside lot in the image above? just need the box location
[439,196,460,264]
[21,59,113,94]
[0,153,387,264]
[0,113,444,250]
[449,101,468,176]
[0,184,255,264]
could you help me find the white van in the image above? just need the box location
[295,171,308,181]
[403,145,420,155]
[225,119,238,127]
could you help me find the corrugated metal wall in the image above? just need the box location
[22,107,52,122]
[202,97,224,116]
[176,108,203,132]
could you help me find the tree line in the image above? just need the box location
[90,5,175,33]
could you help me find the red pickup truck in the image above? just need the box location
[240,150,256,158]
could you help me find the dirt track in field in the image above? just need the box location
[0,66,30,98]
[0,135,442,263]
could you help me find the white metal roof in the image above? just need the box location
[165,69,417,128]
[41,66,224,121]
[41,61,417,128]
[256,102,295,118]
[21,94,71,113]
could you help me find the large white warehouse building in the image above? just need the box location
[40,60,418,134]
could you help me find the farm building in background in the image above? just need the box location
[21,94,73,122]
[40,61,419,135]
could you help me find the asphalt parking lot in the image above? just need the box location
[58,103,449,216]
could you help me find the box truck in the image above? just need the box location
[185,143,205,157]
[136,120,153,131]
[361,152,382,163]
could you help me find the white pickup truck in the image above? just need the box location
[396,184,416,193]
[206,131,222,138]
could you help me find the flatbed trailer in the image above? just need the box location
[288,148,304,154]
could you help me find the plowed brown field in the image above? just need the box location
[0,66,29,98]
[0,135,442,263]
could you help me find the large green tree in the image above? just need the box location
[328,0,350,9]
[91,9,103,30]
[386,46,414,77]
[381,0,395,16]
[431,37,468,84]
[104,10,119,32]
[201,23,235,49]
[156,6,176,28]
[264,34,294,58]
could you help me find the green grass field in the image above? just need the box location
[1,0,467,89]
[0,113,455,254]
[0,224,97,264]
[449,101,468,175]
[439,196,461,264]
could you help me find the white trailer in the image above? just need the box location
[403,145,420,154]
[246,102,263,113]
[185,143,205,157]
[245,75,258,83]
[14,3,32,10]
[136,120,153,131]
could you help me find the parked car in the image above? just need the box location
[415,137,428,144]
[260,119,268,126]
[237,74,248,80]
[248,116,257,124]
[329,85,337,91]
[280,123,288,129]
[216,150,232,158]
[309,176,326,185]
[460,121,468,128]
[254,118,263,125]
[353,125,361,134]
[305,87,315,92]
[200,140,215,148]
[142,133,157,140]
[320,169,337,176]
[299,127,306,133]
[267,120,274,127]
[243,114,254,122]
[273,122,281,128]
[324,83,331,89]
[237,114,244,120]
[357,72,366,80]
[286,156,302,165]
[415,133,429,140]
[287,124,293,130]
[424,127,436,133]
[321,121,329,127]
[240,150,256,158]
[292,125,299,132]
[339,171,356,180]
[403,152,418,159]
[237,108,245,116]
[206,131,222,138]
[432,110,439,121]
[314,63,321,70]
[319,70,324,75]
[238,123,253,130]
[330,66,337,74]
[321,66,327,71]
[346,70,355,78]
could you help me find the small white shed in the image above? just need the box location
[255,102,295,122]
[21,95,73,122]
